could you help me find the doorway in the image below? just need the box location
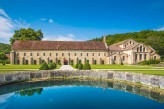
[64,59,68,65]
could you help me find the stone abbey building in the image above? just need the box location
[10,38,160,65]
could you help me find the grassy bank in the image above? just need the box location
[0,64,61,74]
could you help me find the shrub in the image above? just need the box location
[78,63,83,70]
[53,62,57,68]
[139,59,160,65]
[39,62,49,70]
[75,63,79,69]
[48,63,55,70]
[2,61,6,65]
[83,62,91,70]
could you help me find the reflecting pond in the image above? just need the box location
[0,80,164,109]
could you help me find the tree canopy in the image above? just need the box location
[0,52,8,60]
[92,30,164,59]
[10,28,44,44]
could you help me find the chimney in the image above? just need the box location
[103,36,108,49]
[103,36,106,43]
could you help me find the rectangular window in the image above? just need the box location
[92,53,94,56]
[99,53,100,56]
[75,53,76,56]
[68,53,70,56]
[37,53,39,56]
[104,53,106,56]
[56,53,58,56]
[140,54,142,60]
[135,54,137,60]
[62,53,64,56]
[123,56,125,61]
[87,53,88,56]
[114,56,116,61]
[143,47,145,52]
[43,53,45,56]
[81,53,82,56]
[144,54,147,60]
[50,53,51,56]
[30,53,32,56]
[24,53,26,56]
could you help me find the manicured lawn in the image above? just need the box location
[118,70,164,76]
[0,64,41,69]
[90,64,161,69]
[0,64,61,74]
[0,64,61,69]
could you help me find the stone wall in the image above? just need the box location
[0,70,164,89]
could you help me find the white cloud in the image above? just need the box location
[48,19,53,23]
[43,34,82,41]
[0,8,30,40]
[0,93,14,104]
[154,26,164,31]
[40,18,54,23]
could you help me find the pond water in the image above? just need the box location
[0,80,164,109]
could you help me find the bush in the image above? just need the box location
[39,62,49,70]
[53,62,57,68]
[75,63,79,69]
[2,61,6,65]
[83,62,91,70]
[139,59,160,65]
[48,63,55,70]
[78,63,83,70]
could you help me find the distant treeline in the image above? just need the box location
[92,30,164,59]
[0,43,11,54]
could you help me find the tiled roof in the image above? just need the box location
[12,40,107,50]
[108,45,123,51]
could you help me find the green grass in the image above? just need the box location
[118,70,164,76]
[90,64,161,69]
[0,64,61,69]
[0,64,61,74]
[0,64,41,69]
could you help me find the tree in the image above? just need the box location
[48,63,55,70]
[39,62,49,70]
[10,28,44,44]
[0,52,8,65]
[78,63,83,70]
[83,62,91,70]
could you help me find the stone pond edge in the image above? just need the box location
[0,70,164,89]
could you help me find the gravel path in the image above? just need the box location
[59,65,75,70]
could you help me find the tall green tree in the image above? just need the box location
[10,28,44,44]
[0,52,8,65]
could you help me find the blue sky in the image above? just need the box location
[0,0,164,44]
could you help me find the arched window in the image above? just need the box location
[140,46,142,52]
[123,56,125,61]
[114,56,116,61]
[137,47,139,52]
[154,56,157,59]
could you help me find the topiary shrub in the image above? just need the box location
[48,63,55,70]
[2,61,6,65]
[83,62,91,70]
[75,63,79,69]
[39,62,49,70]
[78,63,83,70]
[53,62,57,68]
